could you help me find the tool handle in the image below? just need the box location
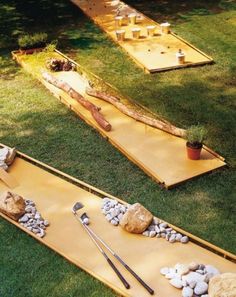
[106,258,130,289]
[123,262,154,295]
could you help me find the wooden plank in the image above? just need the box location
[0,146,235,297]
[11,50,226,188]
[70,0,213,73]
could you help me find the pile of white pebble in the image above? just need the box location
[160,262,220,297]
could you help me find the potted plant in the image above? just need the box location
[185,125,207,160]
[18,33,48,54]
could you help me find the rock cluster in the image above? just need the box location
[101,197,128,226]
[142,218,189,244]
[101,198,189,244]
[120,203,153,234]
[0,191,25,221]
[18,199,49,238]
[0,147,16,170]
[160,262,220,297]
[46,58,76,72]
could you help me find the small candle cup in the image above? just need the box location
[147,25,156,37]
[132,28,141,39]
[160,22,170,34]
[128,13,137,25]
[114,16,124,27]
[116,29,126,41]
[176,52,185,64]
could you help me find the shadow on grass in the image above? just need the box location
[0,0,86,49]
[125,0,236,23]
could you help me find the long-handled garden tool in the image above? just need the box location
[72,202,154,295]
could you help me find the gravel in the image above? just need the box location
[18,199,49,238]
[101,197,189,244]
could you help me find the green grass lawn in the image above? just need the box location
[0,0,236,296]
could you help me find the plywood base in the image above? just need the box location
[12,50,225,188]
[0,146,235,297]
[71,0,213,73]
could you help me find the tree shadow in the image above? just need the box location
[125,0,234,23]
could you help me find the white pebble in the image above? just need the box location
[182,286,193,297]
[169,278,183,289]
[149,231,156,237]
[194,281,208,295]
[181,236,189,244]
[160,267,169,276]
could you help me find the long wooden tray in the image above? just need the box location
[12,49,226,189]
[0,144,235,297]
[70,0,213,73]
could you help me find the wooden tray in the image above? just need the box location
[0,144,235,297]
[12,50,226,189]
[71,0,213,73]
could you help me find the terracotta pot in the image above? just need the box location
[186,142,202,160]
[19,47,44,55]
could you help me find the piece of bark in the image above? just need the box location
[120,203,153,234]
[42,72,112,132]
[86,88,186,138]
[0,191,25,221]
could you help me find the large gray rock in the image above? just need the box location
[120,203,153,234]
[0,191,25,221]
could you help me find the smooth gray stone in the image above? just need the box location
[161,233,166,238]
[152,217,159,225]
[175,233,183,241]
[169,277,183,289]
[169,234,176,243]
[43,220,49,227]
[181,236,189,244]
[111,219,118,226]
[160,267,169,276]
[204,272,214,283]
[142,231,149,237]
[117,213,123,221]
[194,281,208,295]
[19,214,29,223]
[166,233,171,241]
[148,225,156,231]
[182,286,194,297]
[196,269,204,274]
[105,214,112,221]
[205,265,219,276]
[149,231,156,237]
[159,222,168,228]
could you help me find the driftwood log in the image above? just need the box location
[86,88,186,138]
[42,72,112,132]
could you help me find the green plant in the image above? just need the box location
[18,33,48,50]
[186,125,207,148]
